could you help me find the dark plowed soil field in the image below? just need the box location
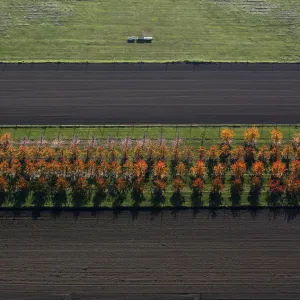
[1,64,300,124]
[1,209,300,300]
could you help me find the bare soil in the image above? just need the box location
[1,209,300,299]
[1,64,300,124]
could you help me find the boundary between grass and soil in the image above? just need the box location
[1,62,300,72]
[1,207,300,222]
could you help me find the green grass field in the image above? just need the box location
[1,0,300,62]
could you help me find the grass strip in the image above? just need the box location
[1,0,300,62]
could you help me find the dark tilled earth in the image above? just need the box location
[1,64,300,124]
[1,209,300,300]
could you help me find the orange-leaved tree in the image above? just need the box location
[230,161,246,199]
[210,178,224,195]
[173,178,186,194]
[191,178,205,195]
[290,160,300,180]
[249,161,265,200]
[134,159,148,180]
[285,176,300,203]
[0,176,8,193]
[282,144,294,169]
[268,179,285,201]
[72,177,88,207]
[114,178,127,195]
[296,147,300,160]
[170,142,182,165]
[31,177,48,206]
[213,163,226,180]
[183,146,194,166]
[269,146,281,163]
[268,160,286,202]
[208,145,220,175]
[250,176,263,194]
[292,133,300,148]
[0,176,8,203]
[244,127,260,147]
[53,176,69,207]
[197,146,207,162]
[270,161,286,180]
[152,161,169,201]
[271,129,283,147]
[231,146,245,163]
[15,177,29,192]
[220,144,231,165]
[190,160,206,197]
[257,146,270,166]
[0,132,12,151]
[96,177,108,194]
[210,177,224,207]
[120,137,132,163]
[190,160,207,179]
[251,161,265,178]
[175,163,186,179]
[220,128,235,145]
[122,161,134,182]
[56,176,69,192]
[244,146,257,168]
[154,160,169,179]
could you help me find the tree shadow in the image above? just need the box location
[131,190,145,207]
[71,191,87,208]
[112,193,126,208]
[170,192,185,208]
[248,190,260,207]
[51,209,62,219]
[286,194,299,207]
[149,208,161,220]
[73,210,81,220]
[192,208,200,217]
[32,191,47,208]
[130,209,140,221]
[93,191,106,208]
[284,207,300,222]
[267,193,283,207]
[249,207,259,220]
[151,190,165,207]
[207,160,217,178]
[268,207,281,220]
[191,191,203,208]
[52,191,67,208]
[31,209,41,220]
[230,190,241,207]
[209,208,218,219]
[12,190,29,208]
[112,208,123,220]
[209,192,223,208]
[231,208,241,219]
[170,160,177,179]
[0,192,6,207]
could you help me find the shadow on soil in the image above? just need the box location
[2,207,300,223]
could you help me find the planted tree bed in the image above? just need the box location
[0,125,299,208]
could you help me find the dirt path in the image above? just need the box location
[1,209,300,299]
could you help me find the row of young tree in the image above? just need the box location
[0,128,299,207]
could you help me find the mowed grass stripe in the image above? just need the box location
[1,0,300,62]
[4,125,299,146]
